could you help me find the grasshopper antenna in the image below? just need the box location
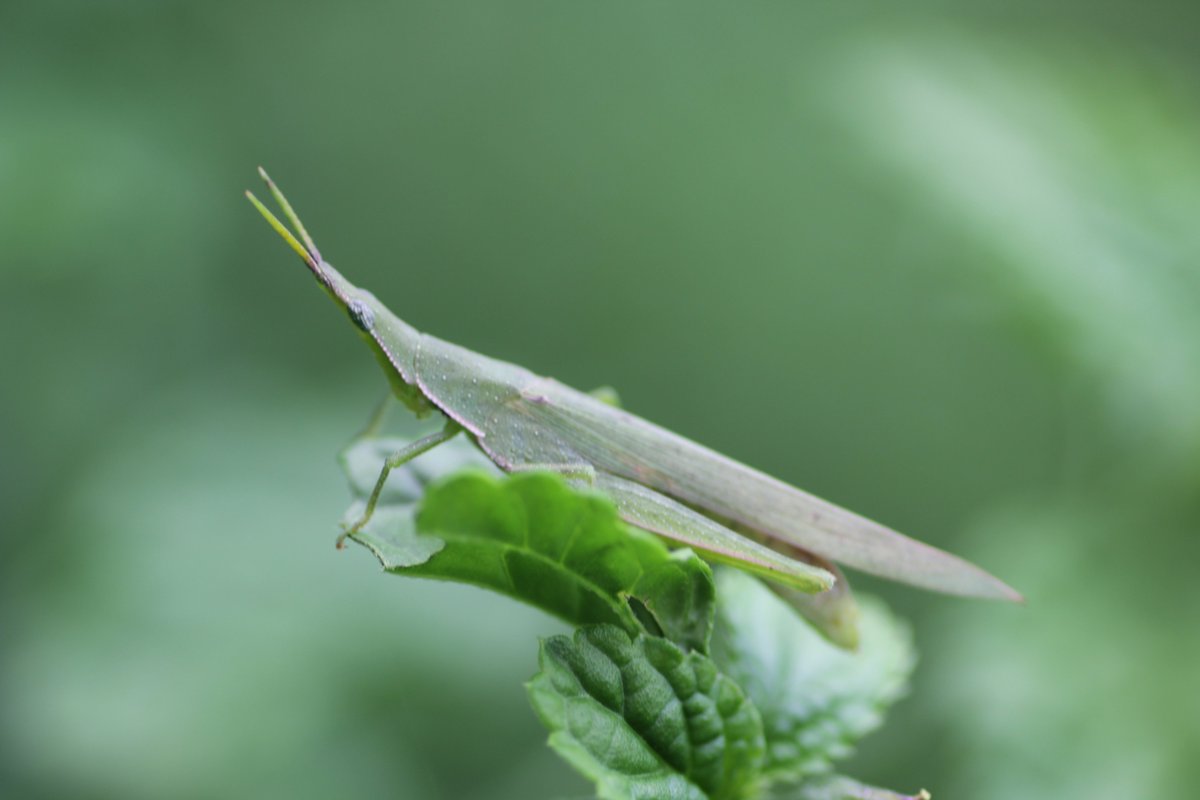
[257,166,322,263]
[246,168,341,299]
[245,189,313,265]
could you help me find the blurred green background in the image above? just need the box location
[3,2,1198,798]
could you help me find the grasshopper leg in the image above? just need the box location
[338,420,461,548]
[354,391,394,441]
[337,391,395,467]
[507,462,597,485]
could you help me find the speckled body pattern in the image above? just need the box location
[323,262,1017,601]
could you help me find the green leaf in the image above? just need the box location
[527,625,765,800]
[711,570,915,782]
[343,436,716,651]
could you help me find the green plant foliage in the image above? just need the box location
[345,437,925,798]
[711,570,915,783]
[344,436,716,651]
[527,625,765,800]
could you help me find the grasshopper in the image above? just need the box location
[246,169,1019,614]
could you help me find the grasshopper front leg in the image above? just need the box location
[348,391,395,443]
[337,419,462,548]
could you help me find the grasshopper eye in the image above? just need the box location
[348,299,375,332]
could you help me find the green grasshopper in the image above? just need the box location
[246,169,1019,613]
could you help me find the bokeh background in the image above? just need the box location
[3,3,1198,798]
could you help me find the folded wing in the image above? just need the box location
[414,335,1020,601]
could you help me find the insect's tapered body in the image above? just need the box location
[416,327,1012,600]
[248,170,1020,608]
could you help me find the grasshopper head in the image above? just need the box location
[246,168,434,416]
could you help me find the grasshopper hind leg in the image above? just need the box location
[506,462,597,485]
